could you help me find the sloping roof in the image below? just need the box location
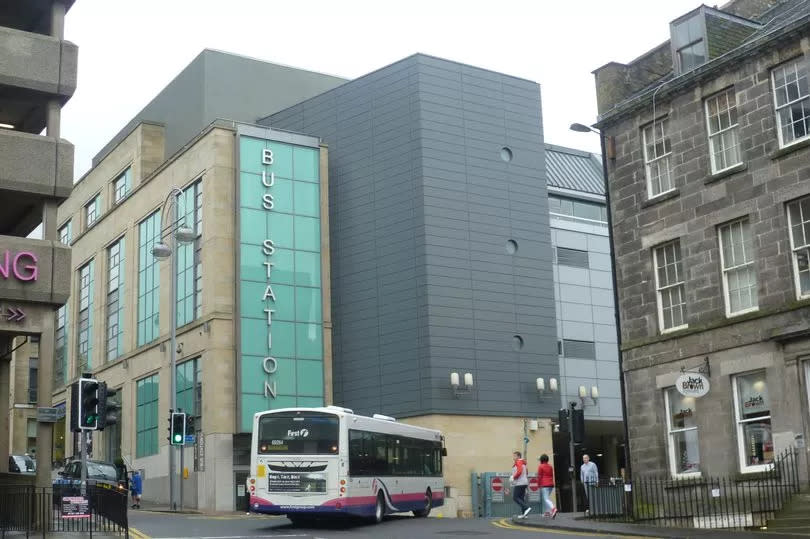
[544,144,605,196]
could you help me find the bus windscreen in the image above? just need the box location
[257,412,339,455]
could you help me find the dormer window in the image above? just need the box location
[670,7,760,75]
[672,14,705,73]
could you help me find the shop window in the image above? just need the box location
[733,370,773,472]
[665,387,700,476]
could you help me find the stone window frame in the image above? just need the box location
[704,88,743,174]
[664,387,701,478]
[771,57,810,149]
[84,195,100,230]
[653,240,688,333]
[731,370,774,474]
[786,195,810,300]
[717,218,758,317]
[641,119,674,199]
[106,236,125,362]
[58,219,72,245]
[112,166,132,205]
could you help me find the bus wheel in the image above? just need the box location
[413,488,432,518]
[372,492,385,524]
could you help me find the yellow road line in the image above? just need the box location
[129,527,150,539]
[491,518,660,537]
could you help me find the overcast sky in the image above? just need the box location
[62,0,701,178]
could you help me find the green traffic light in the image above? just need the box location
[173,434,182,443]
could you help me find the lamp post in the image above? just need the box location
[569,122,632,484]
[151,187,196,511]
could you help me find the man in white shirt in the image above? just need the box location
[580,454,599,515]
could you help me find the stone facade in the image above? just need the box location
[596,2,810,479]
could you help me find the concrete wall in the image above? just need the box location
[267,54,558,419]
[600,35,810,476]
[0,25,76,98]
[403,414,553,516]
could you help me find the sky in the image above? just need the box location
[61,0,703,179]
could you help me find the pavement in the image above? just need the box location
[512,511,800,538]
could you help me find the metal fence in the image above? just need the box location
[0,482,129,537]
[586,446,801,530]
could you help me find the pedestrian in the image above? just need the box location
[580,454,599,515]
[130,470,142,509]
[537,454,557,518]
[510,451,531,518]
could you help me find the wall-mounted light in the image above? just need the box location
[579,385,599,407]
[536,377,558,400]
[450,372,474,398]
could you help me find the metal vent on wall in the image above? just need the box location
[556,247,589,268]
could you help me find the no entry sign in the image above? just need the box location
[491,476,504,502]
[528,476,540,502]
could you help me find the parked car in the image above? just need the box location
[53,459,126,503]
[8,454,36,473]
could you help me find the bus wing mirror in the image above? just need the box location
[441,448,447,457]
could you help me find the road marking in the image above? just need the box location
[155,535,306,539]
[491,518,660,537]
[129,527,150,539]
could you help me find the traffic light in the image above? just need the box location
[78,377,100,431]
[170,412,186,445]
[97,383,121,431]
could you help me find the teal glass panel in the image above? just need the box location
[295,323,323,359]
[241,208,267,246]
[241,318,268,356]
[270,248,295,285]
[297,396,324,408]
[293,147,319,182]
[296,361,323,396]
[293,181,320,217]
[240,281,271,320]
[240,394,269,432]
[294,216,320,252]
[240,137,266,174]
[266,142,293,178]
[265,284,295,321]
[274,358,297,396]
[240,244,267,283]
[271,395,297,410]
[295,287,322,323]
[267,212,294,249]
[241,355,273,395]
[294,251,321,287]
[269,320,296,358]
[240,172,264,210]
[269,177,294,215]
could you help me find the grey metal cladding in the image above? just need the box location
[267,54,557,418]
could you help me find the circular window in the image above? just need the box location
[506,239,518,254]
[500,147,513,162]
[512,335,524,351]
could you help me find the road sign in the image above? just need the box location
[528,476,540,502]
[491,476,504,502]
[185,434,195,444]
[37,407,61,423]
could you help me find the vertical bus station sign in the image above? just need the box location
[237,126,326,432]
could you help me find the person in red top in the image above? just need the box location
[537,454,557,518]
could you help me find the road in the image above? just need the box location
[127,511,641,538]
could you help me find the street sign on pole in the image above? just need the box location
[184,434,195,444]
[37,407,61,423]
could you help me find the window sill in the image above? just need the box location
[641,189,680,209]
[726,307,759,318]
[660,324,689,335]
[704,163,747,185]
[770,137,810,160]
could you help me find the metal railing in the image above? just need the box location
[0,482,129,537]
[585,447,800,529]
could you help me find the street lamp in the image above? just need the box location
[151,186,195,511]
[569,121,631,483]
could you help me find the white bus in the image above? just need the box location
[246,406,445,523]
